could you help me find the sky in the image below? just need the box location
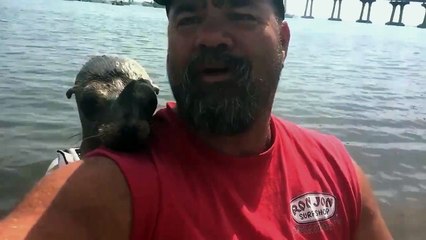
[286,0,426,27]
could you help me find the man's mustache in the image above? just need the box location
[185,47,252,84]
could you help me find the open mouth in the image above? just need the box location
[202,67,230,75]
[199,65,231,83]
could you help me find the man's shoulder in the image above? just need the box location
[40,156,131,207]
[2,157,131,239]
[47,157,130,202]
[272,115,343,146]
[84,148,160,198]
[85,147,157,171]
[272,115,356,177]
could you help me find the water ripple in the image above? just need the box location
[0,0,425,237]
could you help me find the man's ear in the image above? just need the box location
[280,21,291,58]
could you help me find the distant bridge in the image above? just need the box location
[298,0,426,28]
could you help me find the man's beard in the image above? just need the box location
[169,47,261,136]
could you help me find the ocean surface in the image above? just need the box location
[0,0,425,238]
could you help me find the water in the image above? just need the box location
[0,0,425,238]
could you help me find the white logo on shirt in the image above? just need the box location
[290,193,336,224]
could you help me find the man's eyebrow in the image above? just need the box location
[174,4,196,15]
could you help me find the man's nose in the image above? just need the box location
[195,19,234,49]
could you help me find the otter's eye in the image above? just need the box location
[80,93,108,122]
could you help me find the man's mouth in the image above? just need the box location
[200,65,231,83]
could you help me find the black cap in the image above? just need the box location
[153,0,286,20]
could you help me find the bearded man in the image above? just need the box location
[0,0,392,239]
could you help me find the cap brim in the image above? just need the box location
[153,0,168,5]
[154,0,284,19]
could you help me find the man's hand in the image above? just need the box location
[0,157,131,240]
[354,162,393,240]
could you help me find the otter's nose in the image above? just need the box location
[114,80,158,121]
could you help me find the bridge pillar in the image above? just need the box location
[397,2,409,25]
[329,0,343,21]
[337,0,343,19]
[418,3,426,28]
[386,1,409,27]
[366,1,373,21]
[357,0,376,24]
[302,0,315,19]
[357,1,367,22]
[386,2,399,25]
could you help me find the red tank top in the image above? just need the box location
[87,102,361,240]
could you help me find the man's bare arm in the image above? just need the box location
[354,162,393,240]
[0,157,131,240]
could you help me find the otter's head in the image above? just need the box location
[67,55,159,153]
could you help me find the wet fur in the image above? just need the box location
[68,55,159,153]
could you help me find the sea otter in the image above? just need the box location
[66,55,160,153]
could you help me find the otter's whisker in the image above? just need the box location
[67,133,81,141]
[81,133,104,143]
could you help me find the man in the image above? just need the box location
[0,0,392,239]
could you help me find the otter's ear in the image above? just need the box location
[66,87,75,99]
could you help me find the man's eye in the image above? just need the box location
[177,16,201,26]
[228,13,256,22]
